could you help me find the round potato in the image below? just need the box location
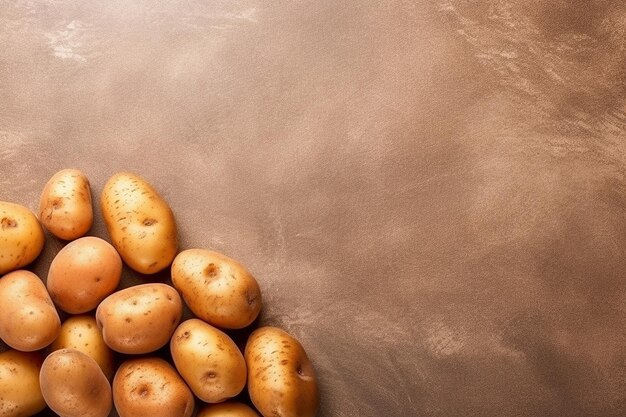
[40,348,111,417]
[0,270,60,351]
[113,358,194,417]
[197,402,260,417]
[0,201,45,276]
[245,327,319,417]
[47,236,122,314]
[170,319,246,403]
[101,172,177,274]
[0,350,45,417]
[96,283,182,354]
[172,249,262,329]
[51,315,114,380]
[38,168,93,240]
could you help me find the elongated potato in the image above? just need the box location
[96,283,182,354]
[245,327,319,417]
[0,270,60,352]
[40,349,112,417]
[170,319,247,403]
[197,402,260,417]
[51,315,114,380]
[0,350,45,417]
[101,172,177,274]
[38,169,93,240]
[0,202,45,275]
[113,358,194,417]
[172,249,262,329]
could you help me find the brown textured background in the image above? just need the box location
[2,1,626,416]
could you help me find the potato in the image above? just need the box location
[40,348,112,417]
[101,172,177,274]
[47,236,122,314]
[38,169,93,241]
[0,202,45,276]
[197,402,260,417]
[113,358,194,417]
[170,319,246,403]
[51,315,114,380]
[172,249,262,329]
[0,270,60,351]
[245,327,319,417]
[96,283,182,354]
[0,350,45,417]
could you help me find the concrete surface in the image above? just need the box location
[1,1,626,416]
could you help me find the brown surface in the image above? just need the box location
[2,1,626,416]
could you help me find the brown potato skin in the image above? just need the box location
[170,319,247,403]
[0,201,45,275]
[47,236,122,314]
[245,327,319,417]
[113,358,194,417]
[51,315,114,380]
[38,169,93,240]
[0,270,60,352]
[96,283,182,354]
[172,249,262,329]
[39,349,111,417]
[197,402,261,417]
[0,350,45,417]
[100,172,177,274]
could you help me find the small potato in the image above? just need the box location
[40,348,111,417]
[47,236,122,314]
[101,172,177,274]
[0,201,45,276]
[197,402,260,417]
[38,169,93,240]
[172,249,262,329]
[113,358,194,417]
[245,327,319,417]
[96,283,182,354]
[0,350,45,417]
[170,319,246,403]
[51,315,114,380]
[0,270,60,351]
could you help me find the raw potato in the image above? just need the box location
[0,202,45,276]
[101,172,177,274]
[113,358,194,417]
[245,327,319,417]
[47,236,122,314]
[170,319,247,403]
[197,402,260,417]
[51,315,114,380]
[40,349,112,417]
[38,169,93,240]
[96,283,182,354]
[172,249,262,329]
[0,270,60,352]
[0,350,45,417]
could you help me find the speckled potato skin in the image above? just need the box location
[0,202,45,276]
[47,236,122,314]
[197,402,260,417]
[172,249,262,329]
[96,283,182,354]
[113,358,194,417]
[0,350,45,417]
[51,315,114,380]
[101,172,177,274]
[0,270,60,352]
[170,319,247,403]
[245,327,319,417]
[38,169,93,241]
[40,349,112,417]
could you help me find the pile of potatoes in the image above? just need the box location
[0,169,319,417]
